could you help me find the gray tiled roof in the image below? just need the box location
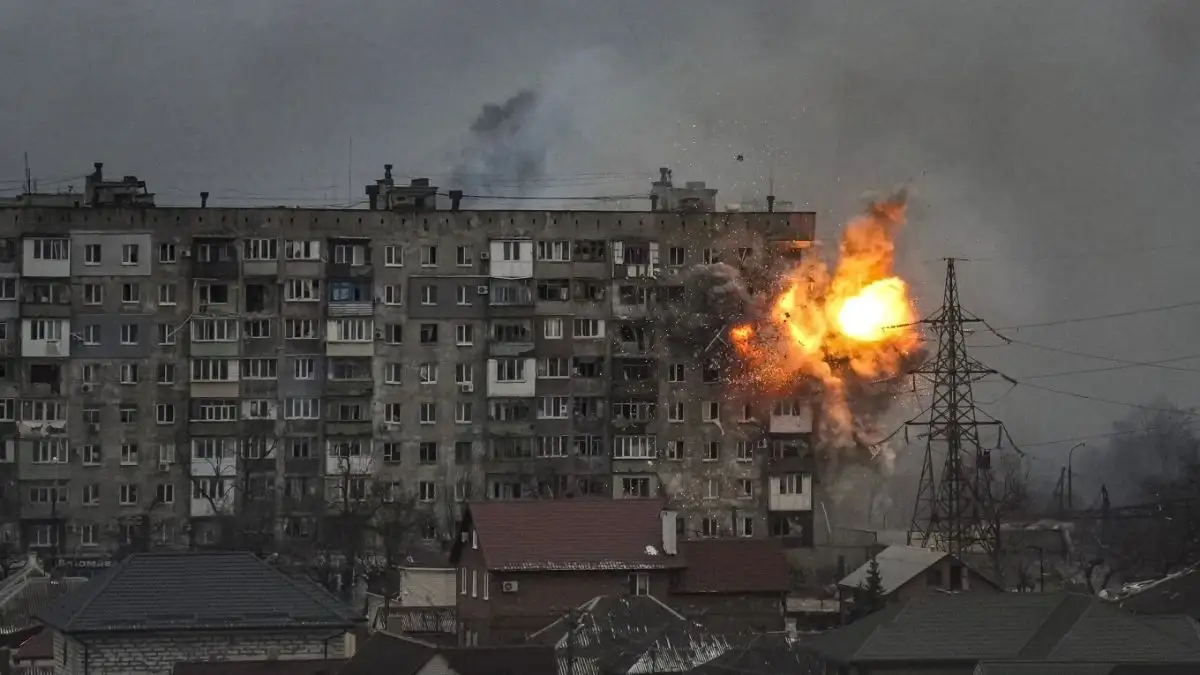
[35,552,364,634]
[807,593,1200,666]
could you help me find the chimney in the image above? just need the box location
[767,195,776,212]
[384,164,393,181]
[200,191,209,208]
[661,511,678,555]
[92,162,104,181]
[449,189,463,212]
[658,167,671,185]
[366,185,379,210]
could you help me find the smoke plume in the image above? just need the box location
[451,90,548,194]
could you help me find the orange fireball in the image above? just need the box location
[730,192,920,424]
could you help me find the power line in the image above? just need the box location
[993,299,1200,331]
[1000,338,1200,376]
[1010,379,1200,416]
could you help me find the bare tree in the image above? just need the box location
[191,435,281,554]
[976,452,1033,588]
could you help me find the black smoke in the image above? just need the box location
[451,89,548,194]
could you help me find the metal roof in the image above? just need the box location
[837,545,947,594]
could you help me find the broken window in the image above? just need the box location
[572,239,606,262]
[572,280,606,301]
[245,284,266,312]
[536,279,571,302]
[572,357,604,378]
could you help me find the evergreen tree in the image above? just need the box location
[855,556,886,618]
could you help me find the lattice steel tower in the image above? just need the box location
[907,258,1003,558]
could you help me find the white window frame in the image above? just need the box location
[121,243,139,265]
[495,359,526,383]
[330,318,372,342]
[285,240,321,261]
[384,245,404,266]
[284,278,321,302]
[543,318,563,339]
[383,284,403,305]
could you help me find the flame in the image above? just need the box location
[729,193,920,438]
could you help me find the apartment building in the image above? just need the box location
[0,164,818,563]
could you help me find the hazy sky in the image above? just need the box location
[2,0,1198,498]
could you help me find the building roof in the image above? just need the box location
[806,593,1200,665]
[456,500,684,572]
[172,660,347,675]
[837,545,948,594]
[674,539,790,594]
[342,631,557,675]
[35,551,364,634]
[1116,564,1200,619]
[528,595,734,675]
[692,633,822,675]
[14,628,53,661]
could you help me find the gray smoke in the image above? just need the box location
[451,90,547,193]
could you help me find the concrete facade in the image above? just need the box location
[0,169,818,563]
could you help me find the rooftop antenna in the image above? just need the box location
[23,152,31,195]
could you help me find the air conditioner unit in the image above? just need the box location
[459,383,474,393]
[501,581,519,593]
[180,248,192,258]
[476,286,489,295]
[479,252,490,260]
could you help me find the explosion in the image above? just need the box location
[729,191,922,441]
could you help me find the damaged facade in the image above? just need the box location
[0,163,819,565]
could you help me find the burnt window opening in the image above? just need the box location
[618,285,649,306]
[702,361,721,383]
[536,280,570,302]
[660,286,685,303]
[572,357,604,378]
[29,363,60,391]
[572,240,607,262]
[245,284,266,313]
[572,280,606,302]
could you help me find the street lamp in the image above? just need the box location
[1067,442,1085,512]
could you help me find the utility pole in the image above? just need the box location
[23,153,31,195]
[907,258,1005,561]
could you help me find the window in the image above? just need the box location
[285,240,321,260]
[455,324,474,345]
[668,364,685,382]
[191,359,233,382]
[629,572,650,596]
[246,400,275,419]
[121,244,139,265]
[31,238,69,260]
[421,285,438,306]
[121,443,140,466]
[419,323,438,344]
[81,407,100,424]
[667,402,684,423]
[284,278,321,301]
[500,241,522,261]
[192,400,237,422]
[191,318,237,342]
[384,403,402,424]
[456,245,473,266]
[157,483,175,505]
[286,398,320,420]
[0,399,14,422]
[120,282,140,304]
[243,238,277,260]
[538,396,568,419]
[197,283,229,305]
[384,245,404,266]
[384,363,402,384]
[704,478,721,500]
[495,359,526,382]
[778,474,806,495]
[381,442,403,463]
[536,240,571,262]
[738,479,755,499]
[384,323,403,344]
[241,358,278,380]
[157,363,176,384]
[736,441,753,462]
[83,244,102,264]
[420,245,437,267]
[543,318,563,339]
[456,285,472,306]
[419,363,438,384]
[29,482,68,503]
[537,357,569,379]
[32,441,68,464]
[419,402,437,425]
[419,443,438,464]
[669,246,685,266]
[537,436,568,458]
[418,481,436,502]
[455,402,473,424]
[82,445,101,465]
[119,405,138,424]
[702,401,720,422]
[701,517,719,538]
[159,243,177,263]
[0,278,14,300]
[289,438,313,459]
[455,363,474,385]
[573,318,604,339]
[83,283,103,305]
[82,484,100,505]
[664,440,684,460]
[333,243,366,265]
[158,283,177,305]
[284,319,318,339]
[383,284,403,305]
[29,319,63,342]
[158,443,177,465]
[704,441,720,462]
[330,318,371,342]
[119,484,139,505]
[621,477,651,498]
[243,319,271,339]
[702,248,717,264]
[119,363,140,384]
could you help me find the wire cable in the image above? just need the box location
[992,299,1200,331]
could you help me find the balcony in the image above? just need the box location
[327,240,372,278]
[488,320,534,357]
[328,280,373,317]
[190,239,239,279]
[20,282,70,318]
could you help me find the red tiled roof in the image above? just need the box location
[674,539,791,593]
[463,500,684,571]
